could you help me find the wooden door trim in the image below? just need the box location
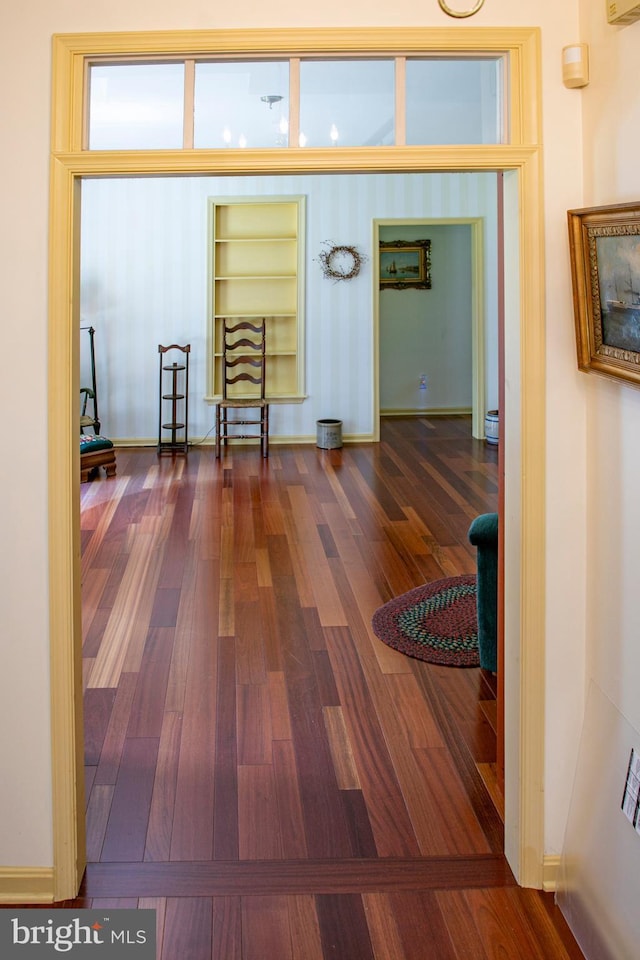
[48,27,544,899]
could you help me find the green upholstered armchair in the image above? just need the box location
[468,512,498,673]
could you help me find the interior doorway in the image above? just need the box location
[374,216,492,439]
[76,170,508,870]
[48,29,546,901]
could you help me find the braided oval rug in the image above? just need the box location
[371,574,479,667]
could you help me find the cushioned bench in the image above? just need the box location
[468,512,498,673]
[80,434,116,483]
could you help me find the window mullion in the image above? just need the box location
[395,57,406,146]
[289,58,300,148]
[183,59,195,149]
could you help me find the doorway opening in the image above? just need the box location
[374,215,492,440]
[48,29,545,901]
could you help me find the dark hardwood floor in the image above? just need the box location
[54,417,581,957]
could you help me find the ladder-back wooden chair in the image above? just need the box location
[215,318,269,458]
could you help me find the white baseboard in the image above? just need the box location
[542,854,562,892]
[380,407,472,417]
[109,433,377,447]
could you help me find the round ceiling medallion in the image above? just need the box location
[438,0,486,17]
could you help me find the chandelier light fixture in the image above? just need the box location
[261,94,288,146]
[260,94,283,109]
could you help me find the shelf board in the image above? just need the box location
[215,237,296,243]
[213,351,297,358]
[215,276,296,282]
[209,394,305,403]
[214,313,297,319]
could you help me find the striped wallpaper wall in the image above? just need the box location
[80,171,499,443]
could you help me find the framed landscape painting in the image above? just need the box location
[568,201,640,386]
[379,239,432,289]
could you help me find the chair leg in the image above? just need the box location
[262,406,269,458]
[215,405,221,459]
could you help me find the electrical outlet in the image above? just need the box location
[621,748,640,827]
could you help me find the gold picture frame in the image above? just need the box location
[379,239,432,290]
[568,201,640,386]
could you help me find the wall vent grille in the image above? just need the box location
[607,0,640,25]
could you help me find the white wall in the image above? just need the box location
[555,7,640,956]
[0,0,587,879]
[580,0,640,754]
[80,173,498,442]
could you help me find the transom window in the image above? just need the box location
[194,60,291,149]
[86,55,506,150]
[89,62,185,150]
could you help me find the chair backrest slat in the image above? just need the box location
[222,317,267,400]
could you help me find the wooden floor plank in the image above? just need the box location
[101,737,159,863]
[323,706,362,790]
[272,739,308,860]
[324,625,421,858]
[88,528,166,688]
[161,897,212,960]
[138,897,166,958]
[81,568,111,650]
[445,888,553,960]
[85,784,114,863]
[80,476,130,578]
[383,673,445,750]
[84,687,117,765]
[241,895,292,960]
[316,893,376,960]
[94,673,138,786]
[213,635,239,861]
[339,790,378,858]
[236,682,272,765]
[169,560,218,862]
[272,578,357,859]
[126,627,174,739]
[288,895,324,960]
[144,712,183,863]
[212,896,242,960]
[390,889,460,960]
[361,892,408,960]
[267,670,293,739]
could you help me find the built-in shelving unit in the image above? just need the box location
[207,196,305,401]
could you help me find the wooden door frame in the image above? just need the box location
[47,27,545,901]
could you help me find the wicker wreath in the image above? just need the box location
[317,243,366,282]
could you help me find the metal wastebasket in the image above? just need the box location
[485,410,499,445]
[316,418,343,449]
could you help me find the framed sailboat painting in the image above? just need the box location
[379,239,432,289]
[568,201,640,386]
